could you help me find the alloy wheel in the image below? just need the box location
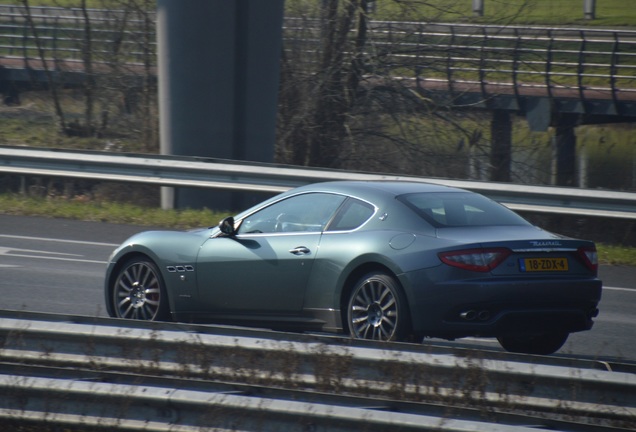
[347,273,407,341]
[113,259,166,320]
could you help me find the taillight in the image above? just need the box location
[578,246,598,273]
[438,248,511,272]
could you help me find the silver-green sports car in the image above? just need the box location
[105,181,602,355]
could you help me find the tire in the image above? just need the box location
[346,272,410,342]
[497,332,569,355]
[112,257,170,321]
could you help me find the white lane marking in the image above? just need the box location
[0,234,119,247]
[0,246,81,257]
[1,253,106,265]
[604,286,636,293]
[0,236,114,265]
[0,264,20,268]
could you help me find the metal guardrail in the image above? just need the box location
[4,373,535,432]
[1,145,635,219]
[1,310,635,431]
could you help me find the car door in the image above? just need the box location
[196,192,346,315]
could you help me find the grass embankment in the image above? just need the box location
[377,0,636,27]
[0,193,229,229]
[1,0,636,27]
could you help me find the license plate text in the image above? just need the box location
[520,257,568,272]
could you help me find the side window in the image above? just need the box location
[238,193,346,234]
[327,198,375,231]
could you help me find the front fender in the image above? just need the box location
[104,230,210,317]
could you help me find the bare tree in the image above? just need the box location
[91,0,158,150]
[19,0,68,133]
[278,0,534,182]
[278,0,376,168]
[18,0,157,148]
[79,0,95,136]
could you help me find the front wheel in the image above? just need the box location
[497,332,569,355]
[112,257,170,321]
[346,272,410,341]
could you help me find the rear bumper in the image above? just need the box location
[405,274,602,339]
[434,305,598,339]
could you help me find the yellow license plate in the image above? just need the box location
[520,257,568,272]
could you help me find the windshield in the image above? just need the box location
[398,192,530,228]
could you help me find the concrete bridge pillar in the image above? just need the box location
[490,110,512,182]
[157,0,284,210]
[553,116,579,187]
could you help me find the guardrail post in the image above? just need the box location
[472,0,484,17]
[584,0,596,20]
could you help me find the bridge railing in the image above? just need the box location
[0,4,635,128]
[0,5,154,69]
[284,18,636,107]
[372,22,636,101]
[1,4,635,104]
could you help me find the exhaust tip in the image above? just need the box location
[478,310,491,321]
[460,310,477,321]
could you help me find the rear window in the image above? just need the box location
[398,192,530,228]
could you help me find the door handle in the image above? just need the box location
[289,246,311,255]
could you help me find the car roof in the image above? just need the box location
[298,180,467,199]
[234,181,470,221]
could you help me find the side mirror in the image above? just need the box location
[219,216,237,236]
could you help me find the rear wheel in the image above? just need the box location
[112,257,170,321]
[497,332,568,355]
[346,272,410,341]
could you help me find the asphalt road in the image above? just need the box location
[1,214,635,361]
